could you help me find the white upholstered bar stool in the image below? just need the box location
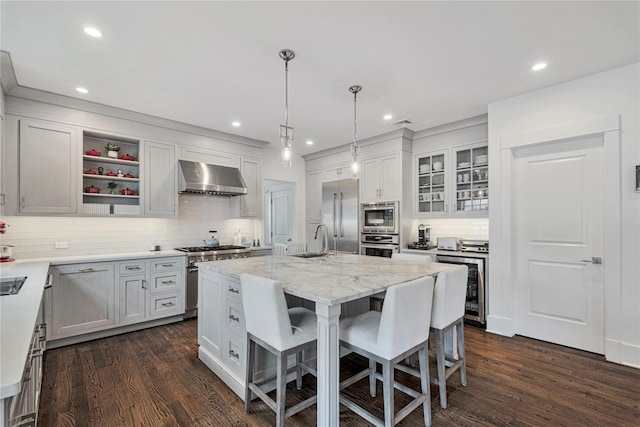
[240,274,317,427]
[429,265,469,409]
[272,243,287,255]
[339,277,436,427]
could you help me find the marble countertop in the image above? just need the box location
[8,250,185,266]
[200,254,457,306]
[0,260,49,398]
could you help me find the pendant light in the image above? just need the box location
[349,85,362,178]
[279,49,295,167]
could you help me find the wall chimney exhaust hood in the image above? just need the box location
[178,160,247,196]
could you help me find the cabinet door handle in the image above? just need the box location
[228,314,240,322]
[21,196,25,209]
[161,302,175,307]
[142,279,147,289]
[228,350,240,359]
[126,266,142,270]
[228,287,240,294]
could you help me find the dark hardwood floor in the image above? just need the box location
[38,319,640,426]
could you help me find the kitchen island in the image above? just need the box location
[197,253,456,427]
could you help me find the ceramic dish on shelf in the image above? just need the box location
[474,155,488,164]
[458,161,471,169]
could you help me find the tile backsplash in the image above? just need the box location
[0,195,261,259]
[409,218,489,242]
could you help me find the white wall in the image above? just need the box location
[488,63,640,368]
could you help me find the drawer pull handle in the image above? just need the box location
[126,266,142,270]
[161,302,175,307]
[228,350,239,359]
[79,268,95,273]
[228,287,240,294]
[161,280,175,284]
[228,314,240,322]
[161,263,174,267]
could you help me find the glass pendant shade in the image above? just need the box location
[280,124,293,167]
[350,142,359,177]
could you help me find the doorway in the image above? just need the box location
[513,135,604,354]
[264,180,296,245]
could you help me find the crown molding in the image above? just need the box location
[412,113,487,141]
[303,127,414,161]
[5,85,270,149]
[0,51,18,95]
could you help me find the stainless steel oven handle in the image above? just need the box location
[361,243,399,250]
[332,193,337,237]
[187,267,199,274]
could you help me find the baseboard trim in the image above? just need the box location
[47,315,184,349]
[485,315,514,337]
[198,346,245,399]
[605,338,640,369]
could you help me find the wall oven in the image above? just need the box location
[360,234,399,258]
[435,254,486,325]
[361,201,399,234]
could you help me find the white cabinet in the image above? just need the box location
[414,142,488,217]
[198,270,224,359]
[323,161,351,182]
[305,169,322,220]
[48,256,184,343]
[144,140,177,217]
[415,150,449,216]
[360,153,401,202]
[19,119,79,214]
[236,157,261,217]
[452,143,489,215]
[48,263,116,339]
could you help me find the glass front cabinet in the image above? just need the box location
[415,142,488,217]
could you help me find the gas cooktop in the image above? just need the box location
[176,245,248,253]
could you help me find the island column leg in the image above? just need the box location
[315,302,341,427]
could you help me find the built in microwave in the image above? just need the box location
[361,201,399,234]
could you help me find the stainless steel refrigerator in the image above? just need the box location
[321,179,359,253]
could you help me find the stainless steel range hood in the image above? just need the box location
[178,160,247,196]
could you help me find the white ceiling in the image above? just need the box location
[1,1,639,156]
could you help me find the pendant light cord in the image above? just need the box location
[284,59,289,128]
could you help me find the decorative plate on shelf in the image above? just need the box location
[458,162,471,169]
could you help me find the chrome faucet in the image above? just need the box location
[314,223,330,255]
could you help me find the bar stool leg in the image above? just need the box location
[369,359,377,397]
[382,360,395,427]
[296,350,303,390]
[245,338,256,413]
[276,352,287,427]
[435,328,448,409]
[457,320,467,386]
[418,345,431,427]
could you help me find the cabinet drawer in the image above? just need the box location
[119,261,146,275]
[149,271,182,293]
[223,331,245,379]
[226,298,244,335]
[148,292,183,317]
[150,257,183,272]
[226,277,242,301]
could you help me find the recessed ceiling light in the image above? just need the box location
[84,27,102,38]
[306,140,313,145]
[383,114,393,120]
[532,62,547,71]
[231,121,241,127]
[76,87,89,94]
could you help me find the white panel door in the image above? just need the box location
[271,188,294,244]
[513,136,604,353]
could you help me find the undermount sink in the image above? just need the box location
[0,276,28,296]
[292,252,327,259]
